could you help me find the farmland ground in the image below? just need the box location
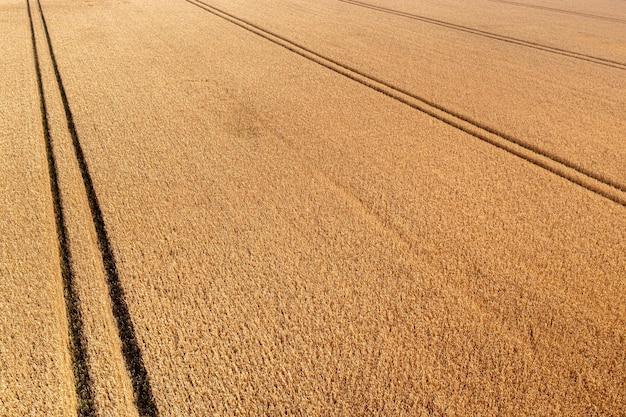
[2,0,625,415]
[0,0,75,414]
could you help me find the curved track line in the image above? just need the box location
[337,0,626,70]
[183,0,626,207]
[34,0,159,415]
[488,0,626,24]
[27,0,95,415]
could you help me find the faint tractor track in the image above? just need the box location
[184,0,626,207]
[337,0,626,70]
[487,0,626,24]
[26,0,95,415]
[32,0,159,415]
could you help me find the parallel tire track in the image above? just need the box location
[33,0,159,415]
[26,0,95,415]
[488,0,626,24]
[337,0,626,70]
[184,0,626,207]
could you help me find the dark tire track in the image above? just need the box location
[488,0,626,24]
[26,0,95,415]
[337,0,626,70]
[183,0,626,207]
[34,0,159,415]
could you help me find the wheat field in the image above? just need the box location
[1,0,625,415]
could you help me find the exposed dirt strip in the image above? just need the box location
[185,0,626,207]
[29,0,143,413]
[26,0,95,414]
[488,0,626,24]
[338,0,626,70]
[34,0,159,414]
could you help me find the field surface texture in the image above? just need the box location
[2,0,625,415]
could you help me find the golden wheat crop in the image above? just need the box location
[3,0,625,415]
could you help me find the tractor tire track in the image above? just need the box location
[337,0,626,70]
[33,0,159,415]
[26,0,95,415]
[184,0,626,207]
[488,0,626,24]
